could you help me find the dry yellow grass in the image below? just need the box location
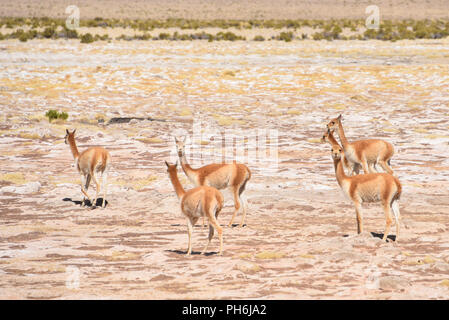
[255,251,286,259]
[0,173,27,185]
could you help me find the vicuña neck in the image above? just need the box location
[179,152,196,177]
[168,170,186,199]
[336,120,350,150]
[68,136,80,159]
[333,156,348,188]
[327,131,340,147]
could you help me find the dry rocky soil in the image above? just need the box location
[0,39,449,299]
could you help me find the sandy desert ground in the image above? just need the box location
[1,39,449,299]
[1,0,448,20]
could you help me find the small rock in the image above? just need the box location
[417,236,439,242]
[0,182,41,195]
[329,250,368,262]
[234,260,261,274]
[379,276,410,290]
[432,262,449,272]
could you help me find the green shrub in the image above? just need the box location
[331,25,342,38]
[19,33,28,42]
[158,32,170,40]
[279,31,294,42]
[253,35,265,41]
[45,110,68,122]
[216,31,243,41]
[63,27,78,39]
[80,33,94,43]
[59,111,68,120]
[364,29,378,39]
[42,27,55,38]
[140,33,152,40]
[45,110,58,122]
[94,34,109,41]
[312,32,324,40]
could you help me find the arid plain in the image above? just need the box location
[1,38,449,299]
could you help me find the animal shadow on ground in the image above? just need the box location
[370,232,396,242]
[342,232,396,242]
[165,249,217,256]
[170,223,238,228]
[229,223,247,228]
[63,197,108,209]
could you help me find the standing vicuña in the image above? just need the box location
[65,129,111,208]
[175,136,251,227]
[327,115,394,175]
[331,144,402,241]
[165,161,224,255]
[321,129,360,176]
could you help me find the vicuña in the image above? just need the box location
[330,144,402,242]
[327,115,394,175]
[165,161,224,255]
[175,136,251,227]
[65,129,111,208]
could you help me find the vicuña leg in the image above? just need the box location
[379,160,394,175]
[101,171,108,208]
[186,218,194,255]
[80,174,91,206]
[382,201,393,241]
[239,192,248,227]
[201,224,214,255]
[91,170,101,207]
[360,157,370,174]
[228,186,241,227]
[354,201,363,234]
[391,200,401,242]
[208,213,223,255]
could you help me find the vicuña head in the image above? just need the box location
[326,114,341,133]
[64,128,76,145]
[174,136,186,158]
[331,144,343,160]
[165,160,178,173]
[320,129,333,144]
[165,160,224,255]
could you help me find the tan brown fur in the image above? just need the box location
[175,136,251,227]
[321,129,360,175]
[326,115,395,175]
[330,144,402,241]
[65,129,111,208]
[165,161,224,255]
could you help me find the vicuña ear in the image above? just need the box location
[164,161,170,168]
[338,114,342,120]
[174,136,178,143]
[66,129,69,134]
[175,160,178,167]
[181,136,186,142]
[72,129,76,134]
